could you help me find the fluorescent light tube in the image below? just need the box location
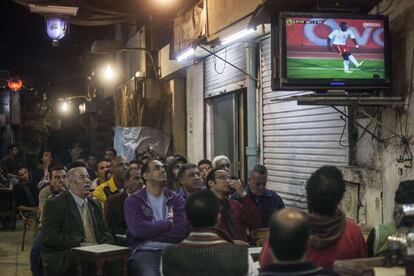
[176,48,195,62]
[221,29,255,45]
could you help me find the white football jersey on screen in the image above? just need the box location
[328,29,356,45]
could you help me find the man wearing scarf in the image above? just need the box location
[206,168,261,243]
[260,166,366,269]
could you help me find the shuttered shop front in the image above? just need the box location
[204,43,247,98]
[260,37,348,209]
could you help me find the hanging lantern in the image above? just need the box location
[7,77,23,91]
[46,16,69,47]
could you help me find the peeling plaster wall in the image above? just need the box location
[186,62,205,163]
[342,167,383,232]
[353,0,414,227]
[344,0,414,230]
[379,0,414,224]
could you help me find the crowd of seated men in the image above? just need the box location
[1,143,412,276]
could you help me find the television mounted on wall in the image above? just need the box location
[272,12,391,91]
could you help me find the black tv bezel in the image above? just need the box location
[271,12,392,91]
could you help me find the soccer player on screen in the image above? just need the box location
[327,22,364,73]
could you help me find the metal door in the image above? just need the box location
[260,37,348,209]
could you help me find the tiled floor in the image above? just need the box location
[0,222,33,276]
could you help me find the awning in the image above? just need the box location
[13,0,198,26]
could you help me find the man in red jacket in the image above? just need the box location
[260,166,366,269]
[207,168,261,243]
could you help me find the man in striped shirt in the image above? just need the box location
[161,190,258,276]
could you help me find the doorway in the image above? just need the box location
[209,90,246,179]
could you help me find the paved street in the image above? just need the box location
[0,222,32,276]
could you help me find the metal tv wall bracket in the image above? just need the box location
[271,92,405,107]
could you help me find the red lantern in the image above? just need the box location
[7,78,23,91]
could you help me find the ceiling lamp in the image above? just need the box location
[29,4,78,47]
[7,77,23,91]
[46,17,69,47]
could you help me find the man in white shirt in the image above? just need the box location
[125,158,187,276]
[327,22,363,73]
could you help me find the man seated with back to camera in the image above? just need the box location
[104,167,144,245]
[259,208,338,276]
[162,190,258,276]
[260,166,367,269]
[207,168,261,244]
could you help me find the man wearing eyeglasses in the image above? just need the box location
[206,168,261,243]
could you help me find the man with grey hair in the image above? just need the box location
[212,155,231,172]
[42,166,113,276]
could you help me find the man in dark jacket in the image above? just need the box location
[207,168,261,242]
[105,167,143,245]
[247,165,284,227]
[1,144,23,175]
[42,166,113,276]
[259,208,338,276]
[13,166,38,208]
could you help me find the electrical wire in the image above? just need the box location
[213,47,227,74]
[339,115,348,147]
[404,47,414,137]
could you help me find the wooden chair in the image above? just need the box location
[18,205,40,251]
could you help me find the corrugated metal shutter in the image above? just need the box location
[260,37,348,209]
[204,43,247,98]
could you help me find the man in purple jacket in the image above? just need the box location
[124,158,187,276]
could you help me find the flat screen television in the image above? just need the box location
[272,12,391,91]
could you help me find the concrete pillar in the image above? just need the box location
[169,79,186,156]
[245,42,259,173]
